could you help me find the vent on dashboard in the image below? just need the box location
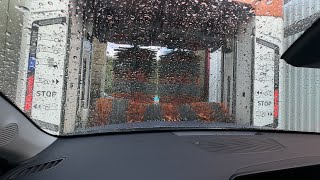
[0,123,18,147]
[8,158,64,179]
[193,137,285,153]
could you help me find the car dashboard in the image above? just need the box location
[2,130,320,180]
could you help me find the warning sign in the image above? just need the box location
[28,17,68,127]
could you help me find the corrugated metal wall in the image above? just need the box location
[281,0,320,132]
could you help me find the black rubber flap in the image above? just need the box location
[282,18,320,68]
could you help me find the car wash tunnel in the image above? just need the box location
[0,0,283,134]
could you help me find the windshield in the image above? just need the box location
[1,0,320,135]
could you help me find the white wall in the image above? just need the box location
[209,48,222,103]
[281,0,320,132]
[253,16,283,127]
[234,18,255,125]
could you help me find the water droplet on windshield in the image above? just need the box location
[200,2,208,7]
[266,0,273,5]
[15,5,30,13]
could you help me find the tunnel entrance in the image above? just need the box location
[77,0,254,126]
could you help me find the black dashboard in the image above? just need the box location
[2,131,320,180]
